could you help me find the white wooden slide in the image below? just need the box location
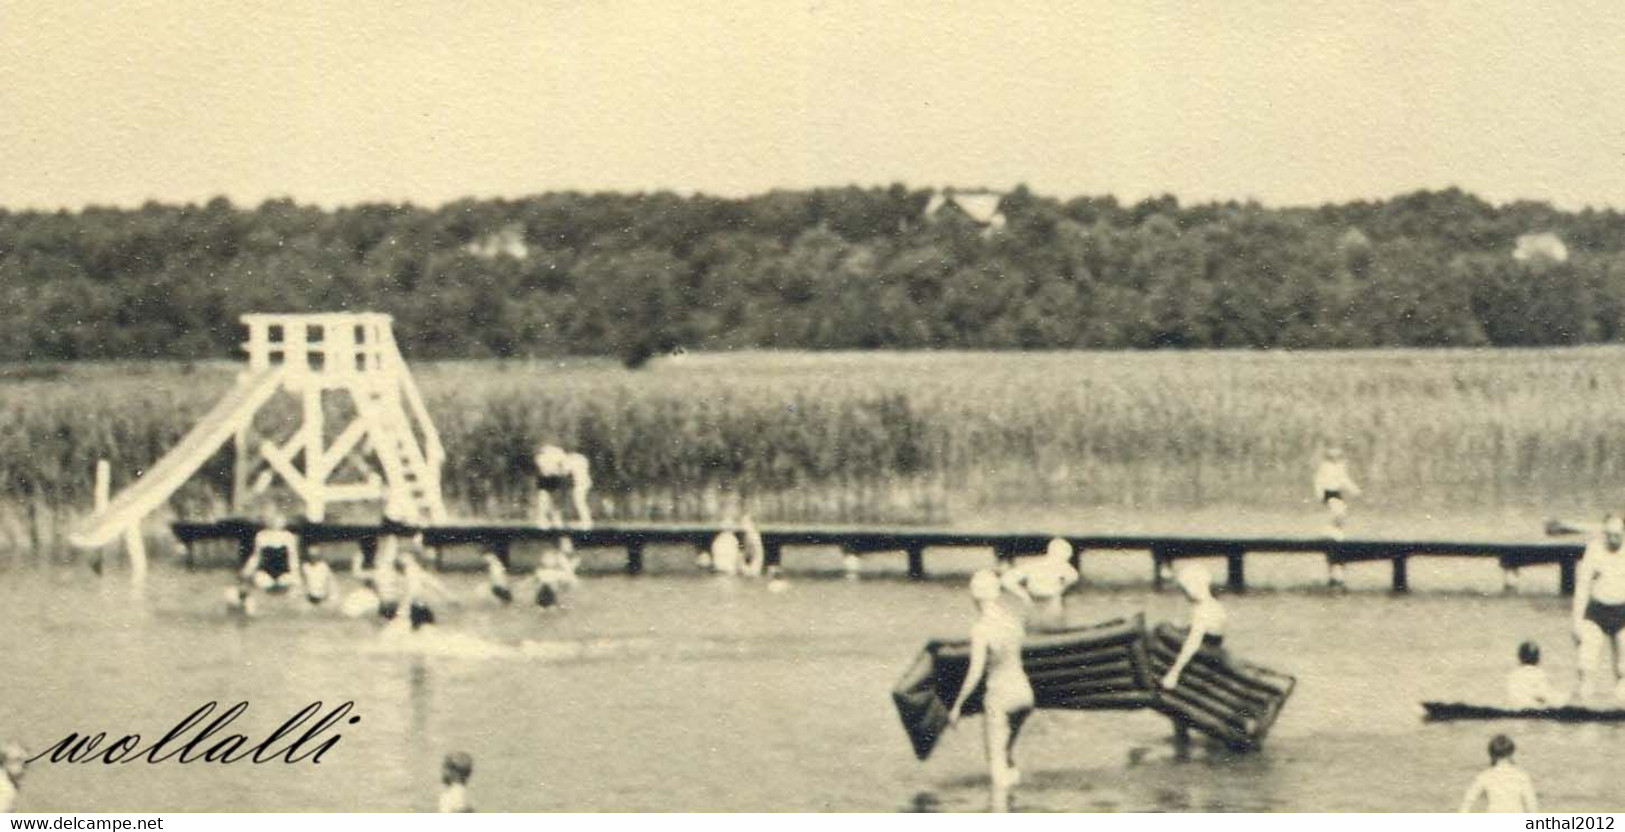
[71,368,287,549]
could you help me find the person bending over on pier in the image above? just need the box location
[236,509,301,607]
[1572,514,1625,699]
[948,570,1034,809]
[0,742,28,812]
[1004,539,1079,630]
[1458,734,1537,813]
[534,443,593,529]
[438,751,475,812]
[1314,446,1362,544]
[1161,564,1229,690]
[1507,641,1564,709]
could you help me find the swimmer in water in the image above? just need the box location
[372,525,407,622]
[1458,734,1538,813]
[0,742,27,812]
[1004,538,1080,630]
[1573,514,1625,699]
[438,751,475,812]
[739,514,765,577]
[1161,564,1228,690]
[235,508,301,607]
[299,545,336,606]
[1506,641,1564,709]
[482,551,514,604]
[533,443,593,529]
[394,542,453,630]
[710,527,742,576]
[948,569,1034,811]
[766,564,790,593]
[531,539,579,609]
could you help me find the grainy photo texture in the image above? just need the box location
[2,1,1624,814]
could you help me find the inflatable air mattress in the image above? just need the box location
[1422,701,1625,723]
[1146,624,1295,750]
[891,615,1154,760]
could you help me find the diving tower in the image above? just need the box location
[72,312,446,550]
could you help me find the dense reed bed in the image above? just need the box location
[5,348,1625,558]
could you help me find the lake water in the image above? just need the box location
[3,544,1623,812]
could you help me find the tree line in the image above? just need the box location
[4,185,1625,365]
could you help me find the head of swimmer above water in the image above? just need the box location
[1174,564,1214,602]
[0,742,27,781]
[1517,640,1540,667]
[1045,538,1073,563]
[1487,734,1515,764]
[442,751,473,785]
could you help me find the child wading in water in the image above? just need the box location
[1506,641,1564,709]
[0,742,28,812]
[438,752,475,812]
[1458,734,1538,812]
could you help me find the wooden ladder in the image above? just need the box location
[357,380,446,523]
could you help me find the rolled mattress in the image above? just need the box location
[1146,623,1295,750]
[891,615,1154,760]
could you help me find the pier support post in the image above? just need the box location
[626,542,644,576]
[1391,555,1409,593]
[764,541,783,569]
[906,545,925,580]
[1560,557,1577,596]
[1226,548,1246,593]
[1152,546,1167,590]
[123,526,148,586]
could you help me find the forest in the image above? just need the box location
[3,185,1624,365]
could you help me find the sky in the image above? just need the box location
[3,1,1625,211]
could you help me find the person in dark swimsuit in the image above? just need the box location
[1573,515,1625,699]
[235,509,300,609]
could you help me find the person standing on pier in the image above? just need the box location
[1314,446,1361,541]
[534,443,593,529]
[1314,446,1362,586]
[948,570,1034,811]
[1572,514,1625,700]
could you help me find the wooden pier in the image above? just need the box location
[169,519,1589,594]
